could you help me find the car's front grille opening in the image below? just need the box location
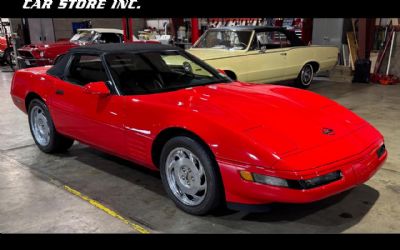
[377,144,386,158]
[287,170,343,190]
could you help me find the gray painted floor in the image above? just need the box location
[1,67,399,233]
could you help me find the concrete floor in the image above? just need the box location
[1,67,399,233]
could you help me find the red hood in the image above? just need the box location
[193,82,366,154]
[19,40,77,51]
[18,40,158,57]
[18,40,78,61]
[189,82,373,170]
[149,82,367,159]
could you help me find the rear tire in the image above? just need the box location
[28,99,74,153]
[160,136,223,215]
[294,63,314,89]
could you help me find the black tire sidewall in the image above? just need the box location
[296,64,314,88]
[160,136,222,215]
[28,99,57,153]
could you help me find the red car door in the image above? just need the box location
[49,54,126,156]
[122,95,157,167]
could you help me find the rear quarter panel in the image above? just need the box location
[286,46,339,79]
[10,67,55,113]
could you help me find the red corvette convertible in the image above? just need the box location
[10,43,387,215]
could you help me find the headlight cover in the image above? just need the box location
[240,170,343,190]
[252,173,289,187]
[298,171,342,189]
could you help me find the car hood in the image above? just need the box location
[18,40,77,51]
[188,48,246,61]
[186,82,367,157]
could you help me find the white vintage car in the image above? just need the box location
[188,26,339,88]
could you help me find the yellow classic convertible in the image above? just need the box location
[188,26,339,88]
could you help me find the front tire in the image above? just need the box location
[28,99,74,153]
[160,136,223,215]
[294,63,314,89]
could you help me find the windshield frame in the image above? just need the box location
[103,49,232,95]
[193,29,255,51]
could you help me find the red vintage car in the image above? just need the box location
[0,34,12,65]
[10,43,387,215]
[17,28,125,68]
[0,35,6,54]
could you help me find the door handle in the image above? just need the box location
[55,89,64,95]
[280,52,287,56]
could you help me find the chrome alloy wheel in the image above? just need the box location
[30,106,50,146]
[165,147,207,206]
[301,64,313,85]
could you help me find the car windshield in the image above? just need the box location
[105,51,231,95]
[193,30,253,50]
[70,31,96,43]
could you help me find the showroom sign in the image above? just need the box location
[2,0,391,17]
[22,0,141,9]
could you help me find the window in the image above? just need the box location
[251,31,292,50]
[64,54,108,86]
[99,33,122,43]
[54,53,66,65]
[105,51,229,95]
[70,31,96,43]
[194,30,252,50]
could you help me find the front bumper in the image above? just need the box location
[218,140,387,206]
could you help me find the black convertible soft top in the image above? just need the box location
[47,43,182,78]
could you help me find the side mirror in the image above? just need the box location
[260,46,267,53]
[83,81,110,96]
[183,61,193,73]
